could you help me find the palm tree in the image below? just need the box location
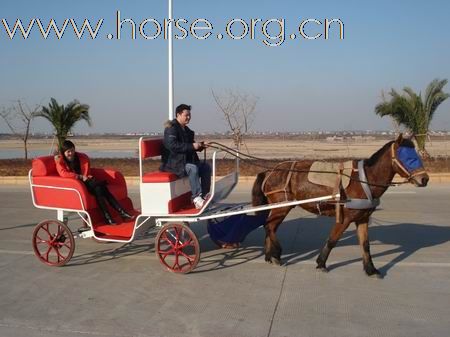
[375,79,449,156]
[37,98,92,149]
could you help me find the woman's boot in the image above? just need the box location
[94,187,116,225]
[103,187,133,220]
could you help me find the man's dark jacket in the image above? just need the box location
[160,119,200,177]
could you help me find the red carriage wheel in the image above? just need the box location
[155,223,200,274]
[32,219,75,267]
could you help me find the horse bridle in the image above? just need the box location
[390,143,427,182]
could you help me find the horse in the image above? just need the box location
[251,134,429,277]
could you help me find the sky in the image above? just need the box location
[0,0,449,134]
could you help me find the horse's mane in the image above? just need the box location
[365,138,415,167]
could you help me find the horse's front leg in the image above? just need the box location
[355,219,382,278]
[316,219,351,272]
[264,206,292,265]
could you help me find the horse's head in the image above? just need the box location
[391,134,429,187]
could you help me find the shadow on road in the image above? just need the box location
[195,217,450,276]
[35,215,449,275]
[0,222,37,231]
[67,227,159,267]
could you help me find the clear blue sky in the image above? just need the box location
[1,0,449,134]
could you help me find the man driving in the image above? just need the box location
[160,104,212,209]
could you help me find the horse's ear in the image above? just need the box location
[395,133,403,145]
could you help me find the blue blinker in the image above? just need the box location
[396,146,423,173]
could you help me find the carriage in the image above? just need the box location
[29,137,339,273]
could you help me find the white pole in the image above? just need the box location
[168,0,174,120]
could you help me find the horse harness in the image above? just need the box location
[261,161,297,202]
[260,142,425,213]
[390,143,427,181]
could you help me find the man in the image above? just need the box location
[160,104,212,209]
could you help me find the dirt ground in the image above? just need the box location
[2,137,450,159]
[1,137,450,176]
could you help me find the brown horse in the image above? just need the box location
[251,135,429,277]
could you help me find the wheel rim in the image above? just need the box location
[32,220,75,267]
[156,223,200,273]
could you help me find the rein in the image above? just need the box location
[206,141,411,189]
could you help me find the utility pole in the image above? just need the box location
[168,0,174,120]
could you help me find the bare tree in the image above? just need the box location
[0,100,40,160]
[211,88,259,151]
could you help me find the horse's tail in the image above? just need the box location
[252,172,270,219]
[252,171,268,207]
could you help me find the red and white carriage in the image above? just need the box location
[29,137,338,273]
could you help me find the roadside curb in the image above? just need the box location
[2,174,450,185]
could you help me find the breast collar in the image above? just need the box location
[344,160,380,210]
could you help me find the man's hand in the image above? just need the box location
[193,142,203,150]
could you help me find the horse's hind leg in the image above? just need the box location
[264,206,292,265]
[316,219,351,272]
[355,219,381,278]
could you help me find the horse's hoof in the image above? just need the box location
[316,266,329,273]
[272,257,282,266]
[368,272,383,279]
[365,267,383,279]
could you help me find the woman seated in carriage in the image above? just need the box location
[55,140,133,225]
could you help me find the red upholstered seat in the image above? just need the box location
[142,171,178,183]
[140,138,180,183]
[140,138,164,159]
[32,155,58,176]
[140,137,194,213]
[31,156,129,211]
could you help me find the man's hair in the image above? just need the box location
[175,104,191,116]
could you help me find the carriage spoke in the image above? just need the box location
[54,247,66,261]
[179,238,193,249]
[179,251,195,265]
[158,247,175,256]
[166,230,177,243]
[44,246,52,261]
[55,241,69,249]
[162,232,175,248]
[174,227,181,247]
[36,235,48,244]
[42,225,51,238]
[173,251,181,270]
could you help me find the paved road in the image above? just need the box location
[0,183,449,337]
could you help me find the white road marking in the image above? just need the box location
[0,323,129,337]
[0,249,34,255]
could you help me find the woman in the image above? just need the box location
[55,140,133,225]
